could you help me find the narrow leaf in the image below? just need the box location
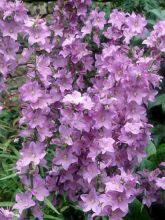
[44,198,60,215]
[0,154,18,160]
[44,215,63,220]
[0,202,14,207]
[0,173,17,181]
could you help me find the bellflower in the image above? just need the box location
[13,192,35,214]
[32,175,49,201]
[0,1,164,219]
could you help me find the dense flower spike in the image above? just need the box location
[0,0,27,92]
[0,0,164,219]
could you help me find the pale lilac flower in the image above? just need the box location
[160,162,165,167]
[19,81,43,103]
[17,142,46,168]
[32,204,44,220]
[105,176,124,193]
[126,13,147,34]
[25,18,50,45]
[1,21,20,40]
[0,37,19,61]
[81,163,100,183]
[98,137,115,154]
[81,189,102,214]
[91,10,106,30]
[81,20,93,36]
[0,208,15,220]
[109,192,130,213]
[108,9,126,29]
[32,175,49,201]
[110,209,126,220]
[53,148,77,170]
[63,91,94,110]
[63,91,84,105]
[0,1,162,219]
[36,55,52,86]
[0,54,8,76]
[13,192,35,214]
[124,122,142,135]
[156,177,165,190]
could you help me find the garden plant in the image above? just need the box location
[0,0,165,220]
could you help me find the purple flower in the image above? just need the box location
[32,204,44,220]
[108,9,126,29]
[0,54,8,76]
[81,163,100,183]
[156,177,165,190]
[81,189,102,214]
[110,209,126,220]
[81,20,92,36]
[32,175,49,201]
[19,81,43,103]
[126,13,147,34]
[17,142,46,169]
[98,137,115,154]
[105,176,124,193]
[0,37,19,61]
[53,148,78,170]
[28,111,48,129]
[0,208,15,220]
[109,192,130,213]
[25,18,50,45]
[93,109,112,130]
[63,91,94,110]
[0,1,162,219]
[36,55,52,86]
[13,192,35,214]
[126,87,147,105]
[1,21,20,40]
[91,10,106,30]
[124,122,142,135]
[63,91,84,105]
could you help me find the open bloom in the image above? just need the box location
[13,192,35,214]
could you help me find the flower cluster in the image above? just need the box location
[138,168,165,207]
[0,0,27,93]
[0,0,164,220]
[144,19,165,52]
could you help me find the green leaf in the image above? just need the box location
[148,144,165,165]
[157,143,165,150]
[44,215,63,220]
[124,199,151,220]
[0,202,14,207]
[0,173,17,181]
[152,125,165,146]
[11,146,20,157]
[139,158,156,170]
[162,102,165,115]
[145,141,156,156]
[0,154,18,160]
[139,141,157,170]
[149,8,165,20]
[102,217,109,220]
[44,198,60,215]
[149,94,165,109]
[156,144,165,163]
[147,19,156,26]
[60,205,69,213]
